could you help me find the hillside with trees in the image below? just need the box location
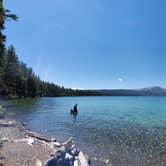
[0,1,100,99]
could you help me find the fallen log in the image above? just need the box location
[27,131,57,143]
[0,120,15,127]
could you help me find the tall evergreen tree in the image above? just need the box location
[0,0,17,96]
[4,46,19,96]
[0,0,17,66]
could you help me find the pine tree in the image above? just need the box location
[0,0,17,96]
[4,46,19,96]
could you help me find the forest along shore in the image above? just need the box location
[0,105,90,166]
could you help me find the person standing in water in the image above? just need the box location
[73,104,78,113]
[70,104,78,114]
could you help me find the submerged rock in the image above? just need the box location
[21,122,27,126]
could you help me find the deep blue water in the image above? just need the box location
[2,96,166,166]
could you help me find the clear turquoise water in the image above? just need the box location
[2,96,166,166]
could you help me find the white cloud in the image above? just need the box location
[118,78,123,82]
[71,88,84,90]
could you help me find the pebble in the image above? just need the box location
[21,122,27,126]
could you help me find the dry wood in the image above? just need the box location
[0,120,15,127]
[27,131,56,143]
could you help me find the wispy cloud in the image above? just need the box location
[118,78,123,82]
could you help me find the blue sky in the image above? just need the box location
[4,0,166,89]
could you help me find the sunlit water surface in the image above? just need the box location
[1,96,166,166]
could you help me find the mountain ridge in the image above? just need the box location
[87,86,166,96]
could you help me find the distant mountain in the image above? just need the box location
[140,86,166,96]
[92,86,166,96]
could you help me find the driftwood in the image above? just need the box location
[0,120,15,127]
[27,131,56,143]
[45,136,90,166]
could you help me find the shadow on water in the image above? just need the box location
[2,98,40,122]
[71,113,78,119]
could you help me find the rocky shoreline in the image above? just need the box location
[0,105,90,166]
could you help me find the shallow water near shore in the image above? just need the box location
[1,96,166,166]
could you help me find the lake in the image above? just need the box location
[2,96,166,166]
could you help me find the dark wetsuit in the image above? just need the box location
[73,104,78,113]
